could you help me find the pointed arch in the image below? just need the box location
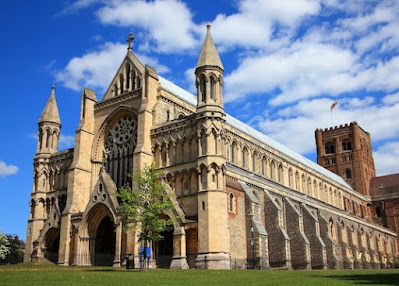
[252,150,258,172]
[119,75,124,93]
[209,73,217,101]
[278,164,284,184]
[288,168,293,188]
[199,74,207,102]
[125,63,131,90]
[270,160,276,180]
[242,145,249,168]
[231,140,238,164]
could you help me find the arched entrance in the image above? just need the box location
[80,203,117,266]
[45,228,60,263]
[155,227,174,268]
[94,216,116,266]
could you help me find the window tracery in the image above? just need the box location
[103,115,137,189]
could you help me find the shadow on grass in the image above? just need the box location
[323,273,399,285]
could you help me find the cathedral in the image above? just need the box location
[25,26,397,269]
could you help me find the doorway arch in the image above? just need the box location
[45,228,60,263]
[94,216,116,266]
[154,215,174,268]
[80,203,117,266]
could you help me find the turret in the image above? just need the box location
[36,86,61,154]
[194,25,230,269]
[195,25,225,118]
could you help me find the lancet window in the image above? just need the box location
[103,115,137,189]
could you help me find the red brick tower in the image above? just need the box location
[315,122,376,196]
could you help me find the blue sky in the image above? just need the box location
[1,0,399,241]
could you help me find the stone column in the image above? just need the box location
[113,222,122,267]
[170,226,189,269]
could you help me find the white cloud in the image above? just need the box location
[55,42,169,92]
[382,92,399,105]
[0,161,18,177]
[208,0,319,51]
[55,42,126,91]
[224,41,357,104]
[252,96,399,158]
[374,141,399,176]
[96,0,198,53]
[59,134,75,149]
[57,0,101,15]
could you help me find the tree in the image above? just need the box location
[117,164,174,271]
[5,234,24,264]
[0,230,10,263]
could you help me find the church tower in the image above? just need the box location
[195,25,230,269]
[36,86,61,155]
[25,86,61,262]
[315,122,376,196]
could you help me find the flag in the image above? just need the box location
[330,101,338,111]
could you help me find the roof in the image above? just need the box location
[158,76,353,191]
[39,86,61,125]
[370,173,399,196]
[196,25,224,70]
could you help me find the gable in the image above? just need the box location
[101,51,145,101]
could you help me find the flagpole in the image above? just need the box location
[330,101,337,127]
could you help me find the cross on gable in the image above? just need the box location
[127,32,134,51]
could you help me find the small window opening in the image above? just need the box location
[375,207,381,217]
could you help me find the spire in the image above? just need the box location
[196,25,224,71]
[38,86,61,125]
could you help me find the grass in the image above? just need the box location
[0,263,398,286]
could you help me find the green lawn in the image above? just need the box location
[1,263,398,286]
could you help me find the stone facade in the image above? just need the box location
[315,122,399,260]
[315,122,376,196]
[25,26,396,269]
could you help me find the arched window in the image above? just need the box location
[126,64,131,89]
[120,75,124,93]
[210,76,216,100]
[131,71,136,89]
[229,193,235,213]
[242,147,248,168]
[231,142,236,163]
[103,115,137,189]
[278,165,283,183]
[295,172,300,191]
[342,140,352,151]
[345,168,352,179]
[313,180,317,198]
[200,75,206,102]
[114,84,118,96]
[288,169,293,187]
[261,157,266,176]
[307,178,312,196]
[45,129,51,148]
[325,142,335,154]
[270,161,276,180]
[30,199,36,219]
[329,219,336,240]
[252,151,257,172]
